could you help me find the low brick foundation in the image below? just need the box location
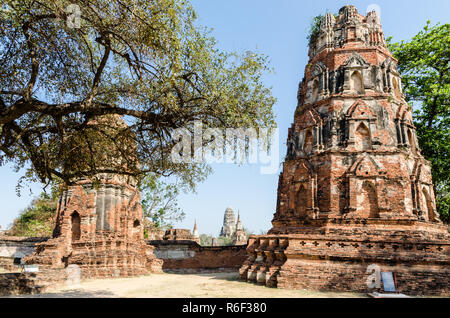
[0,268,68,296]
[277,258,450,294]
[239,226,450,296]
[0,236,49,271]
[25,237,156,279]
[148,240,247,272]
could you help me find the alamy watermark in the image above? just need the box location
[66,4,81,29]
[66,264,81,288]
[170,121,280,175]
[366,264,381,289]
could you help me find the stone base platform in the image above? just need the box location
[239,220,450,296]
[0,268,69,295]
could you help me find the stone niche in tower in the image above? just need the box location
[342,53,370,95]
[287,161,318,220]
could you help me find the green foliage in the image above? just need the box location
[216,236,233,246]
[307,15,323,45]
[436,191,450,224]
[9,192,57,237]
[140,173,203,229]
[387,22,450,223]
[0,0,276,190]
[199,235,234,246]
[199,233,213,246]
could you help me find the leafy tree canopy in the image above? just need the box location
[8,191,58,237]
[0,0,276,189]
[140,173,198,229]
[387,22,450,222]
[199,233,213,246]
[307,15,323,45]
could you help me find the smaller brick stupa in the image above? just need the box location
[24,116,160,279]
[25,174,154,278]
[233,212,247,245]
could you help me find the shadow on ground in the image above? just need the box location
[164,271,240,282]
[3,289,117,298]
[200,272,240,282]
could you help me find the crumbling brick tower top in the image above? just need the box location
[271,5,444,235]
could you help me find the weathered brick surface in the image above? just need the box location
[163,229,198,242]
[0,236,49,270]
[149,240,247,272]
[240,5,450,296]
[22,174,157,280]
[278,259,450,295]
[0,268,68,296]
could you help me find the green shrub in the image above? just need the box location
[9,193,57,237]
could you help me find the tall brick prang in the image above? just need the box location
[220,207,236,238]
[240,5,449,295]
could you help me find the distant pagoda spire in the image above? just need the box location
[236,210,243,231]
[192,220,199,238]
[220,206,236,238]
[233,210,247,245]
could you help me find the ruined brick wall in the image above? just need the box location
[240,234,450,295]
[278,259,449,295]
[0,236,48,270]
[0,268,68,296]
[148,240,247,272]
[163,229,195,241]
[24,174,151,278]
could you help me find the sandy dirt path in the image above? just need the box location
[9,272,365,298]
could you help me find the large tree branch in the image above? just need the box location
[22,22,39,101]
[0,98,178,126]
[85,33,112,105]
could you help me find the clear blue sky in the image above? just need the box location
[0,1,449,235]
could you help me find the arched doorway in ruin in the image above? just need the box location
[303,130,313,154]
[132,219,141,239]
[296,185,309,218]
[350,71,364,94]
[354,122,371,151]
[71,211,81,241]
[359,182,379,218]
[422,188,434,222]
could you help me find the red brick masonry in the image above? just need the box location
[23,174,156,279]
[240,5,450,296]
[148,240,247,273]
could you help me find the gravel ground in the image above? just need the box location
[6,272,366,298]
